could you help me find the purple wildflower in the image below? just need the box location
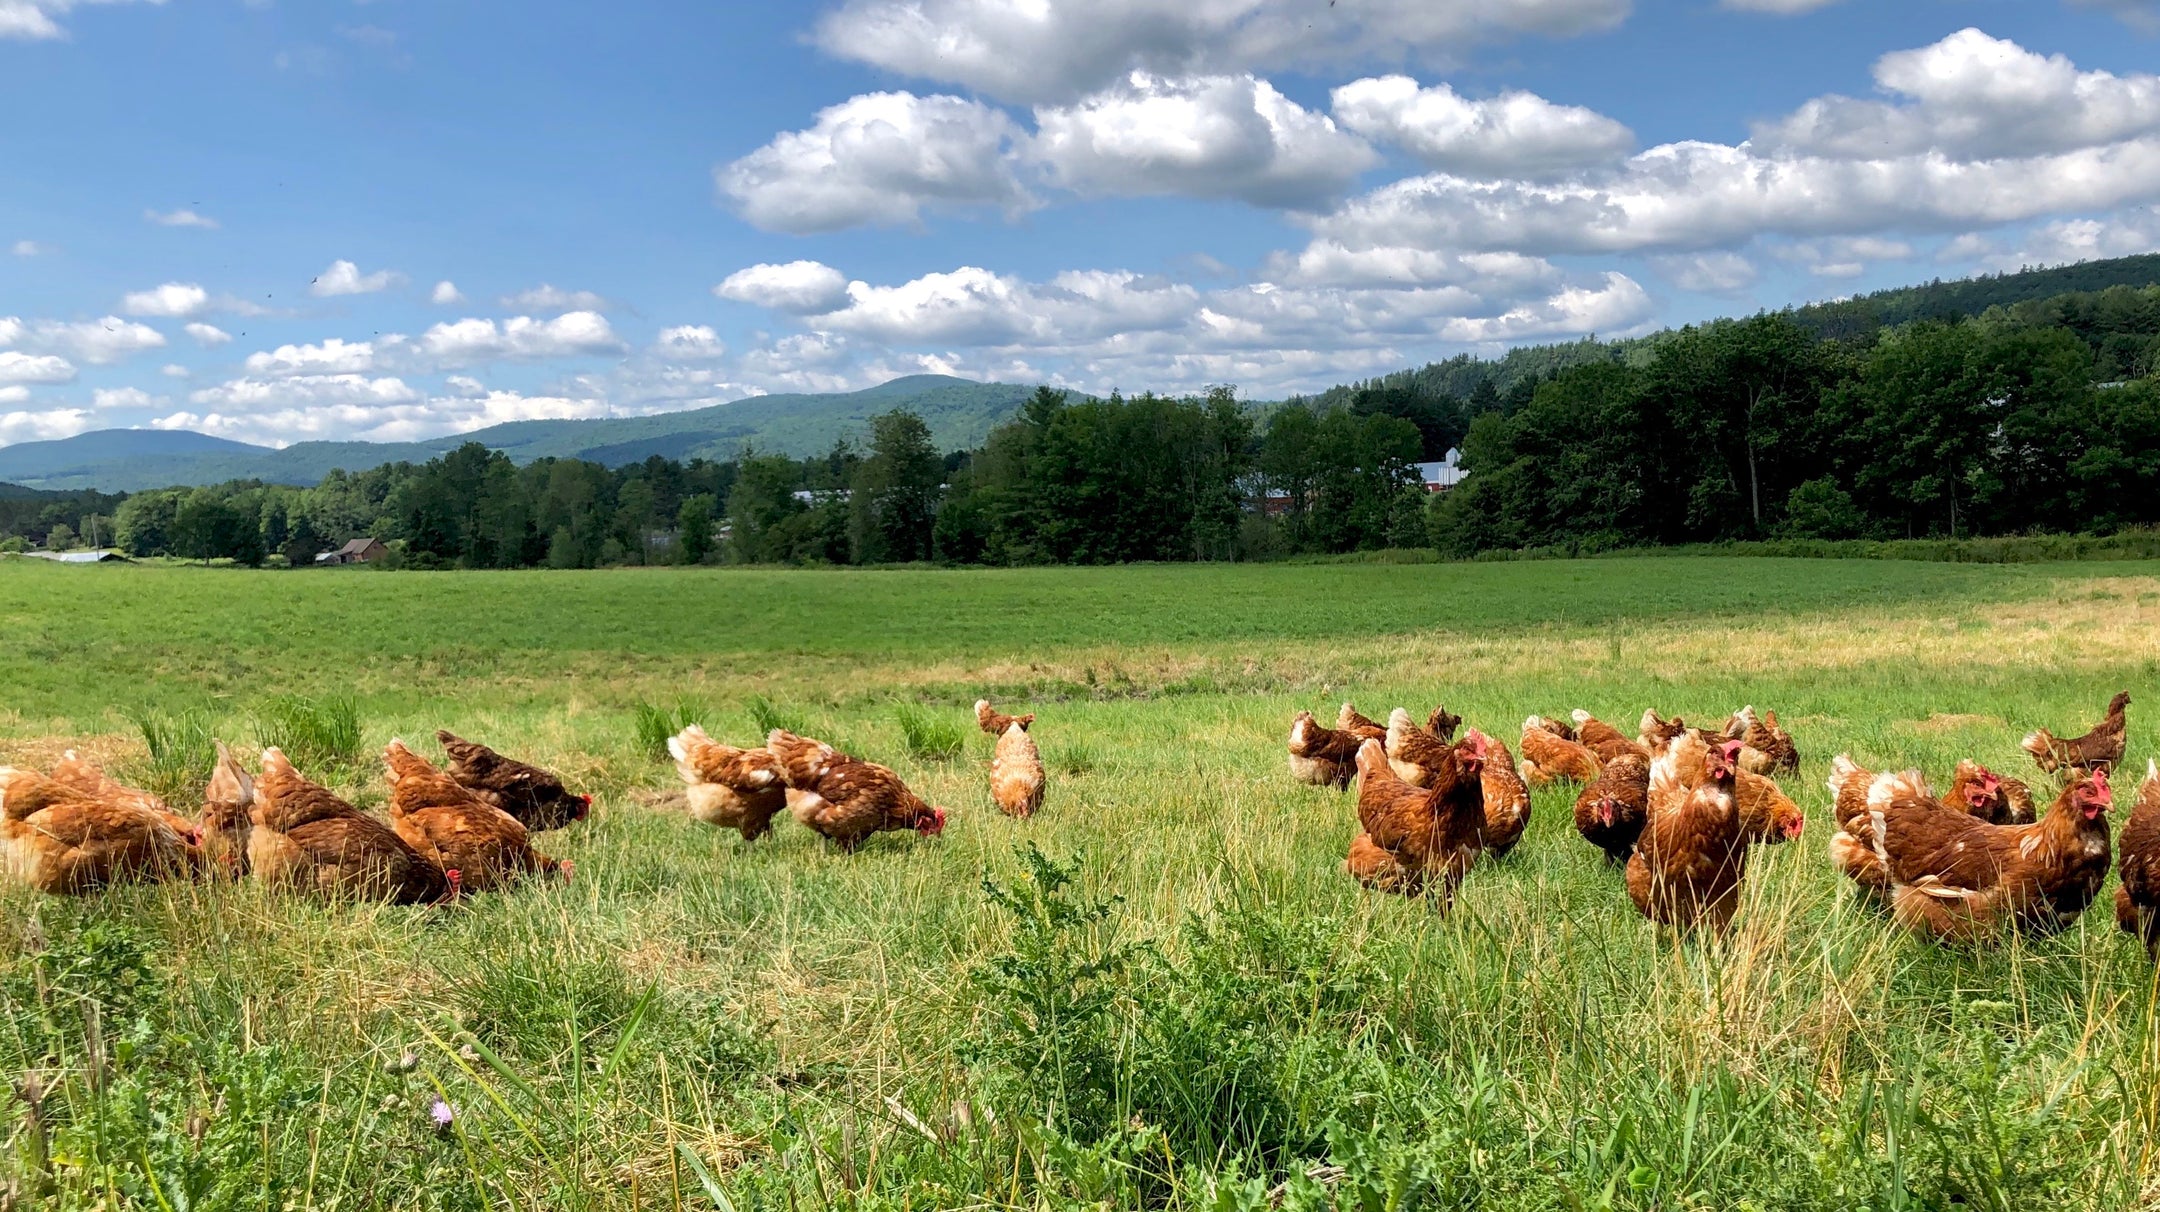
[430,1099,454,1133]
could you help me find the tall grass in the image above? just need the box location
[745,693,808,737]
[123,705,217,804]
[631,697,708,759]
[251,693,364,773]
[893,703,964,761]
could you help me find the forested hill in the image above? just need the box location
[1295,253,2160,410]
[0,376,1035,492]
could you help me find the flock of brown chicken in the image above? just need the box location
[11,684,2159,955]
[666,700,1044,848]
[1291,691,2160,949]
[0,732,589,900]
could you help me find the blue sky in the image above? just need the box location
[2,0,2159,448]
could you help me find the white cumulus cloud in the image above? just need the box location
[719,91,1035,234]
[0,0,165,42]
[654,325,728,360]
[10,240,46,256]
[715,261,852,313]
[120,281,211,318]
[1332,75,1633,178]
[812,0,1630,105]
[183,322,232,346]
[33,317,166,364]
[0,408,94,446]
[244,338,378,377]
[91,386,164,410]
[430,280,465,305]
[412,311,626,368]
[0,351,77,385]
[311,259,403,297]
[1034,72,1377,208]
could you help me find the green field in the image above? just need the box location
[4,558,2160,1209]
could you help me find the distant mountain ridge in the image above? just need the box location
[0,375,1037,492]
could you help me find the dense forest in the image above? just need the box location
[4,273,2160,568]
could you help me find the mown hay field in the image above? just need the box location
[4,557,2160,1210]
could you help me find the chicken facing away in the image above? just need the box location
[252,747,453,904]
[1478,735,1532,857]
[669,725,787,841]
[2114,760,2160,956]
[1337,702,1387,742]
[2022,691,2130,777]
[200,741,255,876]
[1339,734,1494,903]
[1519,716,1601,786]
[1347,733,1490,907]
[975,699,1035,736]
[1638,711,1689,756]
[1426,706,1463,743]
[1724,707,1799,775]
[436,730,591,831]
[1384,708,1453,787]
[990,723,1046,819]
[1869,766,2113,943]
[385,740,566,892]
[1288,711,1363,790]
[1626,739,1749,929]
[1571,711,1646,764]
[50,750,201,843]
[766,730,947,852]
[0,767,201,894]
[1576,752,1651,866]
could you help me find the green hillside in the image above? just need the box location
[0,376,1036,491]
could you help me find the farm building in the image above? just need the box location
[315,538,388,565]
[21,549,131,564]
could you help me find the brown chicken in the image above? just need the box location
[1718,707,1798,775]
[1947,760,2032,826]
[1638,710,1690,755]
[199,741,255,876]
[989,722,1047,818]
[2114,760,2160,955]
[1426,706,1463,743]
[1869,766,2114,943]
[1337,702,1387,741]
[1518,716,1601,785]
[1827,755,1890,896]
[50,750,202,843]
[1626,739,1749,929]
[1346,734,1490,906]
[1343,829,1420,894]
[436,730,592,831]
[1570,711,1646,764]
[1576,752,1651,866]
[251,747,453,904]
[1478,735,1532,857]
[0,767,200,893]
[1288,711,1363,789]
[766,730,947,851]
[1665,731,1804,844]
[975,699,1035,735]
[1528,715,1579,743]
[669,725,788,841]
[385,740,565,892]
[2022,691,2130,777]
[1383,708,1453,787]
[1830,757,2023,896]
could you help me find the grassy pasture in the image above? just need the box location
[4,557,2160,1209]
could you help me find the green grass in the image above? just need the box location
[4,558,2160,1208]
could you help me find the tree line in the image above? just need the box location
[3,277,2156,568]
